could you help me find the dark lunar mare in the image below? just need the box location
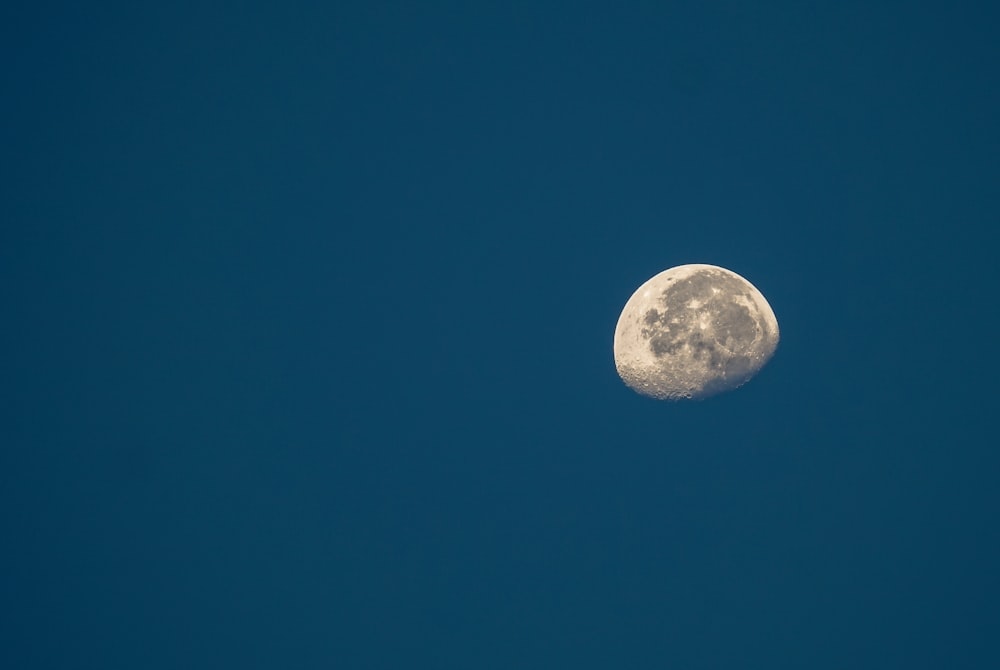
[640,269,761,383]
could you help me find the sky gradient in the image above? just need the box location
[3,1,1000,668]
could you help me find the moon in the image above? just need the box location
[614,264,779,400]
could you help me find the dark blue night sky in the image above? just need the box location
[3,2,999,668]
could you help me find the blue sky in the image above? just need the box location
[3,2,999,668]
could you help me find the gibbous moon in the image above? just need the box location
[614,264,779,400]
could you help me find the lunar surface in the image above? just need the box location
[614,264,779,400]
